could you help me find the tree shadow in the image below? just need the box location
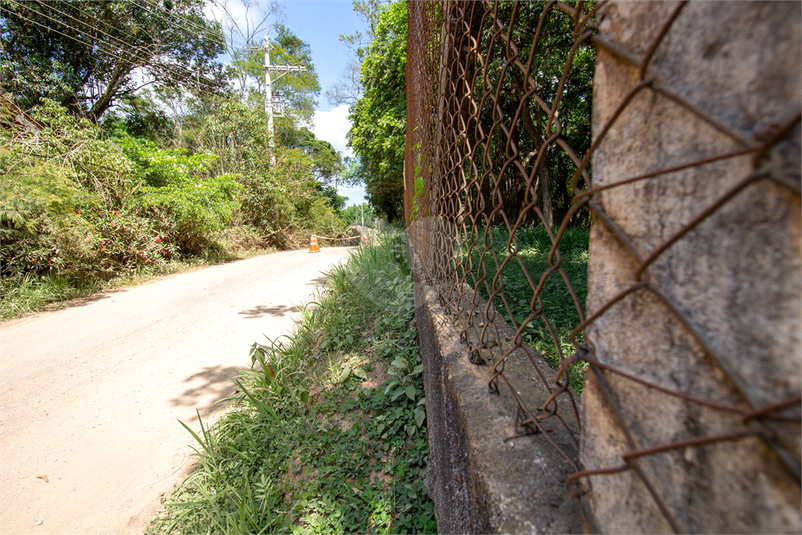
[306,274,329,287]
[41,290,121,312]
[238,304,300,319]
[170,364,250,422]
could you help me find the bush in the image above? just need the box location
[119,136,243,254]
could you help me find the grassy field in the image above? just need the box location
[466,225,589,391]
[146,234,436,534]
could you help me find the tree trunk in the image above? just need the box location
[519,83,553,229]
[87,62,133,121]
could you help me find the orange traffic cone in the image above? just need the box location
[309,235,320,253]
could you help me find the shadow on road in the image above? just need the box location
[306,274,329,287]
[238,304,300,318]
[41,290,121,312]
[170,364,249,422]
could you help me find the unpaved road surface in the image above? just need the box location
[0,248,353,534]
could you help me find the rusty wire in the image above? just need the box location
[405,0,801,532]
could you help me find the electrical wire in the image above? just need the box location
[1,2,223,93]
[27,0,164,56]
[135,0,249,50]
[6,0,257,87]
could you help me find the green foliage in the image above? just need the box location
[462,1,596,226]
[180,98,347,249]
[270,25,321,125]
[117,136,242,254]
[0,160,94,234]
[0,0,227,119]
[11,99,134,207]
[0,273,85,321]
[100,91,175,143]
[341,202,376,227]
[278,126,343,185]
[306,199,347,238]
[470,225,590,391]
[147,234,436,535]
[347,0,407,222]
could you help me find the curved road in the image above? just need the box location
[0,247,353,534]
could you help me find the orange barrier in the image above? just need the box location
[308,235,320,253]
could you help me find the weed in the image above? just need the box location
[468,225,590,391]
[147,232,436,534]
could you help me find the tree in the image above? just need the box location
[461,1,595,228]
[347,0,406,222]
[269,24,321,125]
[206,0,280,100]
[0,0,227,120]
[326,0,392,106]
[278,126,342,186]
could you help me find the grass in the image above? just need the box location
[146,233,436,535]
[466,225,590,391]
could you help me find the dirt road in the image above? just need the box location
[0,248,353,534]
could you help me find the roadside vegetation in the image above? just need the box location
[0,1,379,321]
[0,96,366,321]
[146,235,436,534]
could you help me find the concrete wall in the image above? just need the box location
[581,1,801,533]
[410,240,583,534]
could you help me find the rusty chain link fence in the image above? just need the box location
[405,1,800,532]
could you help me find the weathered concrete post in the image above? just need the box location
[582,1,800,533]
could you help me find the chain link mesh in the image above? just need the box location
[405,1,801,531]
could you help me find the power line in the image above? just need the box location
[135,0,249,50]
[25,0,163,56]
[0,4,224,94]
[10,0,248,51]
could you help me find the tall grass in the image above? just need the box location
[0,273,87,320]
[147,233,436,535]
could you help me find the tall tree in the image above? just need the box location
[347,0,406,222]
[0,0,228,120]
[269,24,320,125]
[326,0,391,107]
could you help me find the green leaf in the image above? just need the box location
[405,385,416,401]
[353,367,367,380]
[414,407,426,427]
[341,366,351,380]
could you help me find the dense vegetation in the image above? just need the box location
[147,236,436,534]
[347,0,407,223]
[0,2,361,320]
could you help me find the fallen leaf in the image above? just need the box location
[36,475,49,483]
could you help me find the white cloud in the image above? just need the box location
[313,105,366,206]
[312,105,353,158]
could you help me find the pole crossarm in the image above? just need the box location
[266,64,307,82]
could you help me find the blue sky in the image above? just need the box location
[205,0,369,206]
[283,0,367,206]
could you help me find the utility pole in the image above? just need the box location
[263,35,308,163]
[263,34,274,153]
